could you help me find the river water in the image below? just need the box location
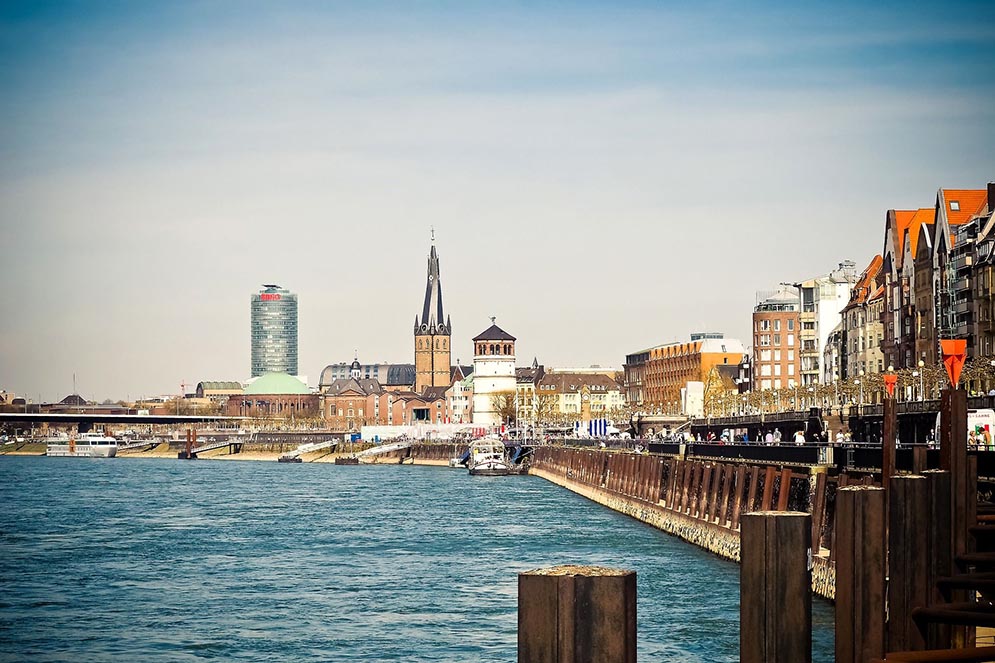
[0,457,834,661]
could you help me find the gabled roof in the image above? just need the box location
[323,378,383,397]
[940,189,989,225]
[473,323,516,342]
[59,394,88,406]
[843,255,883,311]
[906,208,935,258]
[538,373,620,393]
[450,365,473,382]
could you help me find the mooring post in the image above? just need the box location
[882,396,897,493]
[940,387,968,564]
[888,475,929,652]
[834,486,886,663]
[518,565,636,663]
[922,469,953,648]
[740,511,812,663]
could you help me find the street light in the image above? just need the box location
[918,360,925,401]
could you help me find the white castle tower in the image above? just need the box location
[471,318,516,426]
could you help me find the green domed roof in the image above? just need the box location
[243,373,310,395]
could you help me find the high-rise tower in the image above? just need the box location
[251,284,298,377]
[414,238,451,393]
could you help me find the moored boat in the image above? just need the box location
[467,439,511,476]
[46,433,118,458]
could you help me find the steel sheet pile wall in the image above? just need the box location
[531,446,837,599]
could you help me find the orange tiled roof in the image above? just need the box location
[907,208,935,257]
[893,210,916,259]
[941,189,989,225]
[846,254,883,308]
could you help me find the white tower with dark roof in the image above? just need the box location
[471,318,516,426]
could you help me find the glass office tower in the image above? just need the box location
[251,285,298,377]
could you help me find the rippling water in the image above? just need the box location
[0,457,834,661]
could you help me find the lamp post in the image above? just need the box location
[855,371,864,413]
[918,359,925,401]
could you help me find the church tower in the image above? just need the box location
[414,235,451,393]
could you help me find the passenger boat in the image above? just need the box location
[46,433,118,458]
[467,439,511,476]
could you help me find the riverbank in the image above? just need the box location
[529,455,836,600]
[1,442,459,467]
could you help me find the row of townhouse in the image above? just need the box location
[822,184,994,383]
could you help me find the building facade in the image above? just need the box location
[251,284,298,377]
[625,334,745,410]
[796,262,857,386]
[414,241,452,393]
[471,321,517,426]
[752,286,801,391]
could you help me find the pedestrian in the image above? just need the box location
[794,430,806,445]
[773,428,782,444]
[835,430,844,444]
[764,430,774,445]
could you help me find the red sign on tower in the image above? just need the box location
[260,293,281,301]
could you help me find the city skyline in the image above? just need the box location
[2,1,994,401]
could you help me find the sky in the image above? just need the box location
[1,0,993,402]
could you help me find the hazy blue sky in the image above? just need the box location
[1,1,993,401]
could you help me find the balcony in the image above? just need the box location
[953,299,972,315]
[951,253,973,271]
[952,277,972,293]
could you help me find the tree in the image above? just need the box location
[490,391,517,425]
[534,392,560,426]
[703,367,737,417]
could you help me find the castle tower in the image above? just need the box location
[414,237,451,393]
[471,318,517,426]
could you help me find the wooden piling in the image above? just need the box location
[922,469,953,649]
[731,466,747,529]
[761,466,776,511]
[834,486,886,663]
[776,468,792,511]
[940,387,968,562]
[883,397,897,492]
[740,511,812,663]
[518,565,636,663]
[888,475,929,652]
[810,471,827,552]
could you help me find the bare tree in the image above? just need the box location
[490,391,517,424]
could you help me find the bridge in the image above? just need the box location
[279,439,337,460]
[353,440,413,459]
[0,412,244,433]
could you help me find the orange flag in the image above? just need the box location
[940,339,967,389]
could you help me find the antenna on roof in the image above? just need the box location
[490,316,496,325]
[431,226,435,243]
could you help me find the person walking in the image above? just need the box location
[773,428,782,444]
[794,429,806,445]
[764,430,774,445]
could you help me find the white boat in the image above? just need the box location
[46,433,118,458]
[467,439,511,476]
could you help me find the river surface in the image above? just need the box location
[0,457,834,661]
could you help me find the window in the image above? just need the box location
[760,334,771,347]
[774,364,781,376]
[761,319,770,331]
[787,334,795,346]
[774,320,781,331]
[760,365,772,377]
[951,201,960,212]
[773,334,781,345]
[774,350,781,361]
[761,379,772,390]
[788,349,794,361]
[760,350,771,361]
[803,322,815,330]
[788,364,795,376]
[788,319,795,331]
